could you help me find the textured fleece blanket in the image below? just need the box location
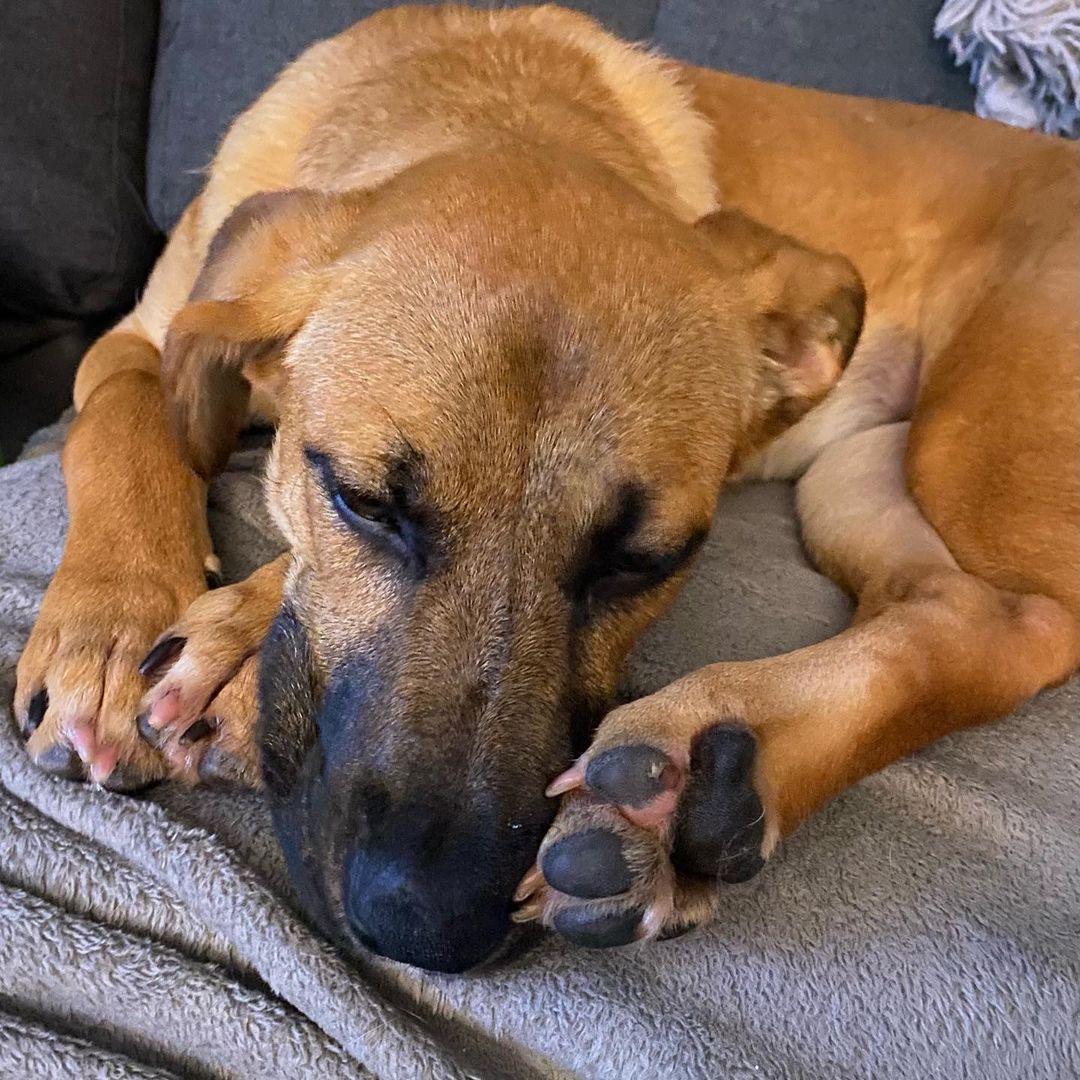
[936,0,1080,136]
[1,434,1078,1079]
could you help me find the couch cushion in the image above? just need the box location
[654,0,975,109]
[0,0,161,321]
[147,0,659,233]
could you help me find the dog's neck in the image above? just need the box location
[293,6,719,224]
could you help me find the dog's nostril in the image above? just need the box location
[342,843,514,973]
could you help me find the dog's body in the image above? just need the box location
[14,5,1078,972]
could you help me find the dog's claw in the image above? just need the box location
[22,689,48,738]
[545,759,587,797]
[138,635,187,678]
[511,895,546,924]
[513,863,545,902]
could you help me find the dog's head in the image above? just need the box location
[163,151,863,971]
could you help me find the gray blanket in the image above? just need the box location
[1,435,1077,1079]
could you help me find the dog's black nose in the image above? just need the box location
[343,837,512,973]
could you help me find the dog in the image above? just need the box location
[12,4,1078,973]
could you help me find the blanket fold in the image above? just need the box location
[936,0,1080,136]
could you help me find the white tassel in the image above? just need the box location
[935,0,1080,137]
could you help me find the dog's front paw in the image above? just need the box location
[136,574,277,788]
[516,689,777,946]
[14,561,207,790]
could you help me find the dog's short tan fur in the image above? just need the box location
[15,5,1078,957]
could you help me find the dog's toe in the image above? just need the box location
[541,827,633,899]
[33,740,85,780]
[672,724,765,883]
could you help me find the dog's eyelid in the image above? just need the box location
[586,527,708,600]
[304,445,393,508]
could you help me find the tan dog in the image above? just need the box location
[13,5,1078,971]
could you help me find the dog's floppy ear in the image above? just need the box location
[162,188,369,478]
[696,208,866,458]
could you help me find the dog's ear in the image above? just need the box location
[696,208,866,459]
[162,189,369,478]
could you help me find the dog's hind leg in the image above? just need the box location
[521,253,1079,945]
[13,200,220,789]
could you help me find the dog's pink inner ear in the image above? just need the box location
[757,265,867,404]
[695,208,866,406]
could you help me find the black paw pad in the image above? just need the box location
[22,689,48,738]
[553,905,643,948]
[672,724,765,883]
[585,745,677,808]
[542,829,632,899]
[34,742,84,781]
[138,636,186,678]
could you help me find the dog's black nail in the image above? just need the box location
[197,745,256,789]
[136,712,164,748]
[542,829,633,899]
[657,922,695,942]
[205,567,224,589]
[717,853,765,884]
[23,689,48,737]
[34,742,83,780]
[103,762,155,794]
[138,636,186,677]
[672,724,766,883]
[585,745,677,808]
[179,718,215,745]
[553,905,644,949]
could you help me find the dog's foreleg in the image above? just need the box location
[519,420,1077,945]
[14,321,215,787]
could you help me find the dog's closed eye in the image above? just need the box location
[332,487,399,534]
[304,446,432,572]
[587,540,706,606]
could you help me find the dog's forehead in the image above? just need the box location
[288,275,727,467]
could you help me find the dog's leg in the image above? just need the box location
[12,204,219,789]
[135,554,288,788]
[521,267,1079,945]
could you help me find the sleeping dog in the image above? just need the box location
[13,5,1078,972]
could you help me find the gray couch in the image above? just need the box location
[7,4,1078,1080]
